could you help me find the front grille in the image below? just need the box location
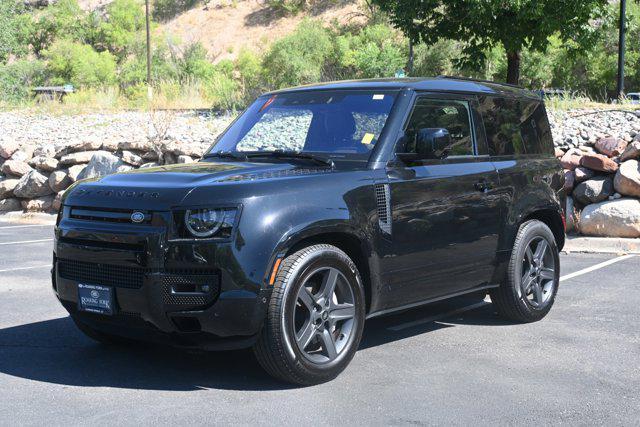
[69,206,152,225]
[162,273,220,307]
[58,259,145,289]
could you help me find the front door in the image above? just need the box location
[378,95,503,309]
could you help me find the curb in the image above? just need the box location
[0,212,56,225]
[563,235,640,254]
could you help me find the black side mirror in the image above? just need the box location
[397,128,452,161]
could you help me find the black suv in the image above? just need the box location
[53,78,565,385]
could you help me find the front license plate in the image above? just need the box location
[78,283,114,315]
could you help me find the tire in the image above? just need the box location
[72,316,134,346]
[490,220,560,323]
[253,244,366,385]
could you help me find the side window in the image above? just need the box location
[404,98,474,156]
[479,96,550,156]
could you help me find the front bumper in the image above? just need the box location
[53,206,270,351]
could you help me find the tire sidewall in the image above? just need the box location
[279,247,365,378]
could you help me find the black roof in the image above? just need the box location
[268,76,540,100]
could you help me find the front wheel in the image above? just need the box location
[490,220,560,323]
[253,244,365,385]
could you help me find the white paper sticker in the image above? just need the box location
[372,94,385,100]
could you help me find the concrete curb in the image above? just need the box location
[0,212,56,225]
[563,235,640,254]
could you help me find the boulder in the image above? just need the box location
[49,170,71,193]
[620,141,640,162]
[177,155,194,164]
[574,166,595,183]
[595,137,627,157]
[139,162,160,169]
[121,150,144,166]
[59,151,103,166]
[613,160,640,198]
[579,198,640,238]
[21,196,55,212]
[560,148,583,170]
[13,170,54,198]
[77,152,131,180]
[119,140,154,152]
[554,148,565,158]
[68,139,102,153]
[579,153,619,173]
[0,198,22,212]
[67,164,88,182]
[563,170,575,192]
[101,140,119,152]
[0,179,20,199]
[52,191,64,211]
[33,144,56,158]
[565,196,577,233]
[572,176,614,205]
[10,146,35,162]
[0,140,20,159]
[29,156,59,172]
[0,160,33,177]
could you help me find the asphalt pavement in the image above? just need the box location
[0,223,638,426]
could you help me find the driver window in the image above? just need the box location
[405,98,474,156]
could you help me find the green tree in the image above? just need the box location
[0,1,31,63]
[96,0,146,59]
[43,40,117,87]
[372,0,609,85]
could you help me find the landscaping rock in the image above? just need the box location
[579,198,640,238]
[29,156,59,172]
[119,140,154,152]
[613,159,640,198]
[121,150,144,166]
[0,179,20,199]
[52,191,64,211]
[560,148,583,170]
[595,137,627,157]
[580,153,619,173]
[573,176,614,205]
[13,170,53,198]
[620,141,640,162]
[140,162,160,169]
[177,155,194,164]
[0,160,32,177]
[10,146,34,162]
[68,139,103,153]
[77,152,131,180]
[574,166,595,183]
[564,170,575,192]
[554,148,565,158]
[565,196,577,232]
[101,140,119,152]
[21,195,54,212]
[49,170,71,193]
[59,151,103,166]
[67,164,88,182]
[0,140,20,159]
[33,144,56,158]
[0,198,21,212]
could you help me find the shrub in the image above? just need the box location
[262,20,332,88]
[267,0,308,15]
[0,1,31,63]
[97,0,146,59]
[178,42,217,82]
[153,0,199,21]
[236,49,264,102]
[204,72,242,111]
[0,60,47,104]
[29,0,87,56]
[43,40,117,88]
[349,24,406,78]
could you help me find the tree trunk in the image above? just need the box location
[506,50,521,86]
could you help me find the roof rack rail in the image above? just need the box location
[436,75,525,90]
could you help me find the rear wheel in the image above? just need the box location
[490,220,560,323]
[253,244,365,385]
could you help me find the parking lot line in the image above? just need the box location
[0,239,53,246]
[0,264,51,273]
[0,224,52,229]
[388,254,636,332]
[559,254,635,282]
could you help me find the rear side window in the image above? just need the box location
[478,96,553,156]
[404,98,474,156]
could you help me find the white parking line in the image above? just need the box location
[559,254,635,282]
[0,264,51,273]
[0,239,53,246]
[387,254,636,331]
[0,224,52,229]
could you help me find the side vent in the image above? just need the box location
[375,183,392,234]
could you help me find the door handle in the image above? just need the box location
[474,180,493,193]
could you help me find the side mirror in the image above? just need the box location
[397,128,452,161]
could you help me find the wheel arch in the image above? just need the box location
[522,208,565,251]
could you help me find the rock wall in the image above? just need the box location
[1,108,640,238]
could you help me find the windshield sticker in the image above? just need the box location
[361,133,375,145]
[372,94,385,100]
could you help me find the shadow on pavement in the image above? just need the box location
[0,296,510,391]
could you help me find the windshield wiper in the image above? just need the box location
[244,150,334,167]
[203,151,248,161]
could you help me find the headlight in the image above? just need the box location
[182,208,237,239]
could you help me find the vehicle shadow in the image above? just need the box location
[0,296,510,391]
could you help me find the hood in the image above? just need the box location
[62,161,333,210]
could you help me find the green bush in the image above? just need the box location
[262,20,333,88]
[43,40,117,88]
[236,49,264,102]
[178,42,218,82]
[29,0,87,56]
[153,0,199,21]
[97,0,146,59]
[0,60,46,103]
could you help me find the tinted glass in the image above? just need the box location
[404,98,474,156]
[478,96,553,156]
[208,90,398,159]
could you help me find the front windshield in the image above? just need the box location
[208,90,398,159]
